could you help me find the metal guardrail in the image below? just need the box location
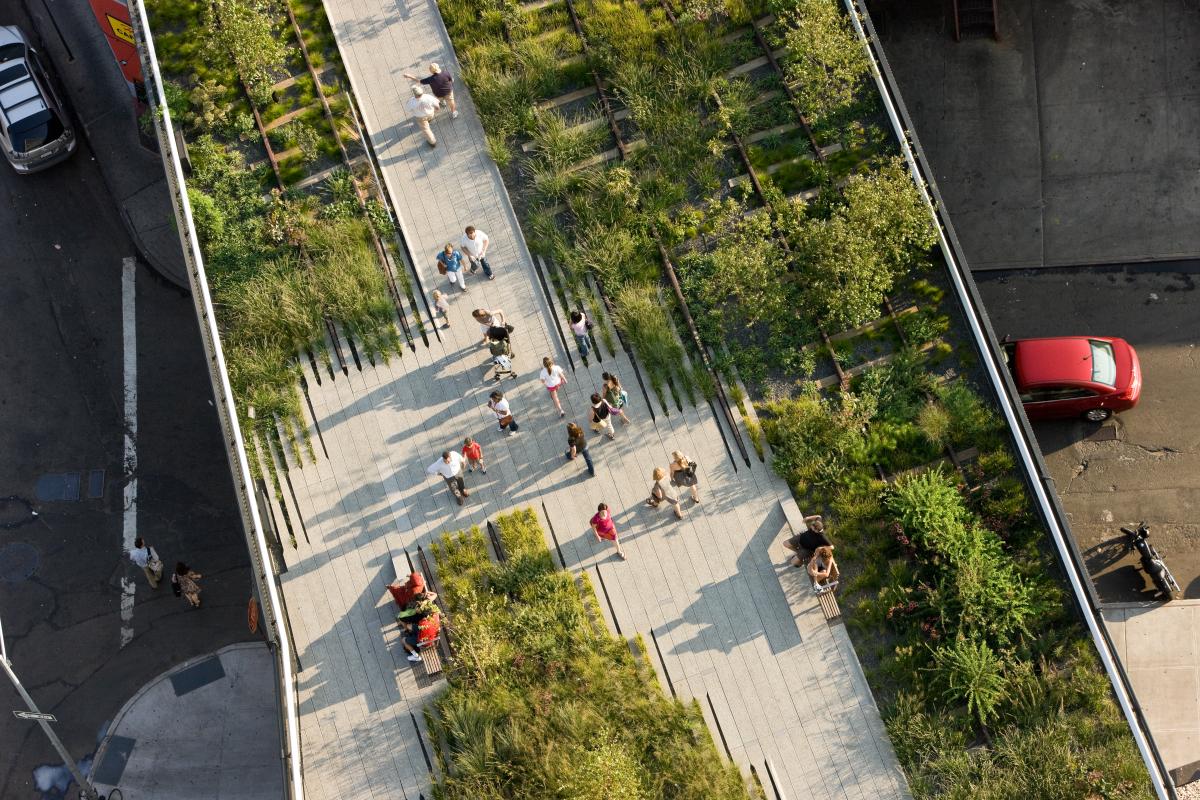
[840,2,1177,797]
[128,4,305,798]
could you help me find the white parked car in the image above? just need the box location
[0,25,75,173]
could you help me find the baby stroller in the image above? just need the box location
[488,338,517,381]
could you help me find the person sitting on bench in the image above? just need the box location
[783,516,831,567]
[808,545,839,594]
[388,572,437,609]
[398,592,439,663]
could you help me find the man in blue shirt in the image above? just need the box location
[403,62,458,119]
[436,243,468,291]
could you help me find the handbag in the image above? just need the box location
[147,548,163,576]
[498,414,514,428]
[437,259,448,275]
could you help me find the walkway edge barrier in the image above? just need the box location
[842,2,1176,798]
[128,4,305,798]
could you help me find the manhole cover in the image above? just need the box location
[0,543,39,582]
[0,496,37,529]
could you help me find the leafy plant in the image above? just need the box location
[930,634,1007,729]
[203,0,294,106]
[763,385,874,493]
[777,0,869,125]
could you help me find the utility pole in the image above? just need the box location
[0,614,100,800]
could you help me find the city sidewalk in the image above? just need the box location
[89,642,283,799]
[273,0,915,797]
[19,0,188,289]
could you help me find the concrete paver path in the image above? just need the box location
[272,0,916,797]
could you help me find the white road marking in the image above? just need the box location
[121,257,137,649]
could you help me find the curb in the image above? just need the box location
[90,642,271,790]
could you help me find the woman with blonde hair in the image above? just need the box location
[807,545,839,594]
[669,450,700,503]
[647,467,683,520]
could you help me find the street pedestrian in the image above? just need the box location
[472,308,506,344]
[539,356,568,417]
[460,226,495,280]
[431,289,451,328]
[128,537,164,589]
[426,450,470,506]
[488,390,520,434]
[565,422,594,476]
[403,62,458,118]
[405,84,440,148]
[669,450,700,503]
[589,393,616,439]
[462,436,486,473]
[647,467,684,520]
[569,310,591,360]
[171,562,203,608]
[602,372,631,425]
[590,502,625,560]
[436,243,467,291]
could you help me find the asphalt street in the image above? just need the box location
[0,10,257,796]
[976,266,1200,603]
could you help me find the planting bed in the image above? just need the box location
[437,0,1156,796]
[145,0,427,507]
[427,509,753,799]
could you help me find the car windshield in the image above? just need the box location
[10,108,63,152]
[1090,340,1116,386]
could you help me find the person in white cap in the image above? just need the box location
[405,84,440,148]
[403,62,458,118]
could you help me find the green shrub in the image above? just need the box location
[916,401,951,449]
[763,386,873,494]
[187,187,225,244]
[776,0,868,125]
[428,511,751,800]
[203,0,294,106]
[929,634,1007,728]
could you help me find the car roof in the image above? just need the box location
[1012,337,1105,388]
[0,28,47,128]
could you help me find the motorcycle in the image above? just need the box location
[1120,522,1181,600]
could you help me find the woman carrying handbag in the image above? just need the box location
[669,450,700,503]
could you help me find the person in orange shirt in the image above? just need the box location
[462,436,486,474]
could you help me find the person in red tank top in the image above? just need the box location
[589,503,625,560]
[462,437,486,473]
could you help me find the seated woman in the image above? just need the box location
[388,572,437,608]
[398,593,440,662]
[784,516,831,567]
[807,545,839,594]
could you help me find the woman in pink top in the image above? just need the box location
[589,502,625,560]
[539,356,568,417]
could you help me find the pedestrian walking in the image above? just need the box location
[589,393,616,439]
[669,450,700,503]
[426,450,470,506]
[472,308,506,344]
[569,310,591,360]
[539,356,568,416]
[403,62,458,118]
[565,422,594,476]
[171,562,203,608]
[436,243,467,291]
[602,372,631,425]
[590,503,626,560]
[647,467,684,520]
[405,85,440,148]
[460,226,495,280]
[462,437,486,473]
[431,289,451,328]
[128,537,164,589]
[488,390,520,434]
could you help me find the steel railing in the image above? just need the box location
[127,4,305,798]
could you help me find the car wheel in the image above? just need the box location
[1083,408,1112,422]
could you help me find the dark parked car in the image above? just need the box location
[1002,336,1142,422]
[0,25,75,173]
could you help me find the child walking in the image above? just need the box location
[432,290,451,328]
[462,437,486,473]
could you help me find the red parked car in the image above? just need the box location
[1001,336,1141,422]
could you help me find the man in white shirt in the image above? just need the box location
[426,450,469,505]
[460,226,494,279]
[405,85,440,148]
[128,537,163,589]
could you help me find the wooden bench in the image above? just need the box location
[419,640,443,676]
[815,585,841,622]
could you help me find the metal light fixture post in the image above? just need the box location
[0,613,100,800]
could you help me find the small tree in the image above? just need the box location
[779,0,870,125]
[204,0,293,107]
